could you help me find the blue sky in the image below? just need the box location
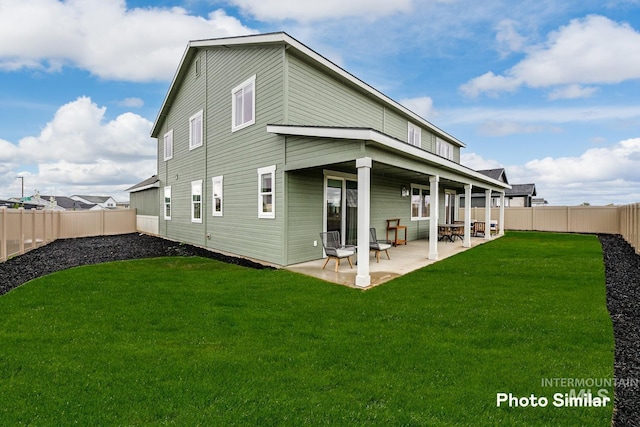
[1,0,640,205]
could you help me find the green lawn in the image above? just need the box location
[0,232,613,425]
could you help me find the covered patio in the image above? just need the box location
[287,234,499,289]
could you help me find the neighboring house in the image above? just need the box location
[0,199,41,210]
[70,195,118,210]
[461,169,538,208]
[148,32,510,286]
[532,197,549,207]
[38,195,96,211]
[126,175,160,216]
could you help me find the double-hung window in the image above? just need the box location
[232,75,256,132]
[410,184,430,220]
[189,110,203,150]
[191,180,202,223]
[257,165,275,219]
[436,137,454,160]
[164,186,171,220]
[163,129,173,160]
[408,123,421,147]
[212,175,223,216]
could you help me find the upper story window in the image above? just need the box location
[189,110,203,150]
[232,75,256,132]
[436,137,454,160]
[408,123,421,147]
[163,129,173,161]
[212,175,223,217]
[191,180,202,223]
[257,165,275,219]
[411,184,430,220]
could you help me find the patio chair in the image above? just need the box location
[369,228,392,263]
[490,222,498,236]
[319,231,356,272]
[473,221,485,237]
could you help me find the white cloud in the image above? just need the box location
[477,121,562,137]
[0,0,256,81]
[507,138,640,205]
[399,96,437,120]
[461,15,640,97]
[229,0,413,22]
[547,84,598,100]
[495,19,528,56]
[461,153,503,170]
[117,97,144,108]
[0,97,156,200]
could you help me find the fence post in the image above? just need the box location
[19,208,24,255]
[1,207,6,262]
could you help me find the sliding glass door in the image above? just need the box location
[325,176,358,246]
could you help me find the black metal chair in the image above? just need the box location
[319,231,356,272]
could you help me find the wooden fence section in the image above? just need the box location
[0,208,137,262]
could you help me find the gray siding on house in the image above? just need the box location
[130,188,159,216]
[158,45,287,264]
[285,170,324,264]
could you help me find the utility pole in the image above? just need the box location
[16,176,24,207]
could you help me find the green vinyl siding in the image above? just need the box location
[285,170,324,264]
[287,53,383,130]
[157,45,287,265]
[130,188,159,217]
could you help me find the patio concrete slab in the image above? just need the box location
[286,235,500,289]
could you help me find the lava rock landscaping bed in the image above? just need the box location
[0,232,271,296]
[0,232,638,423]
[599,234,640,426]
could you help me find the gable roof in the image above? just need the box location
[40,195,96,210]
[126,175,160,193]
[71,195,113,204]
[505,183,537,197]
[151,32,465,149]
[477,168,509,184]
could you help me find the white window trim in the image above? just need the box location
[189,110,203,150]
[191,179,203,223]
[231,75,256,132]
[163,186,171,220]
[410,183,431,221]
[163,129,173,161]
[408,122,421,148]
[257,165,276,219]
[212,175,223,217]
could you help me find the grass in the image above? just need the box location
[0,232,613,425]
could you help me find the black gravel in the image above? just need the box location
[0,233,271,296]
[599,234,640,427]
[0,232,638,424]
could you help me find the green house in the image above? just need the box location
[148,32,510,287]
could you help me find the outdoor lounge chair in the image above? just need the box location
[319,231,356,272]
[369,228,392,263]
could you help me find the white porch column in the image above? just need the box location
[463,184,472,248]
[429,175,440,260]
[484,189,492,240]
[499,191,505,235]
[355,157,372,288]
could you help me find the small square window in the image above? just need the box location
[257,165,275,219]
[189,110,203,150]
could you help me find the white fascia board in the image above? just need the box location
[127,182,160,193]
[267,125,509,190]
